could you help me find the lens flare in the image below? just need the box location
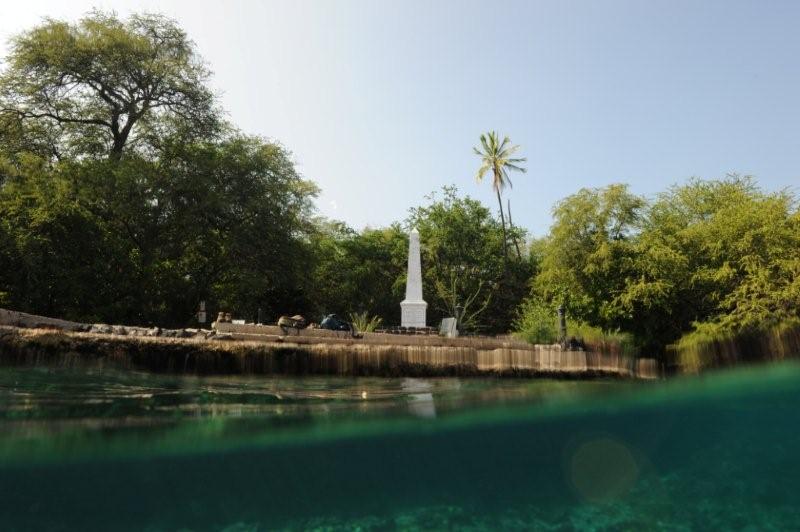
[568,437,640,502]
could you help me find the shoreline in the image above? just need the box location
[0,324,659,379]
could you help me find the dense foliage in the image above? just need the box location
[308,221,408,325]
[516,177,800,353]
[0,134,318,326]
[0,12,316,326]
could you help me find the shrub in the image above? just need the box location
[349,312,383,333]
[569,322,637,356]
[513,298,558,344]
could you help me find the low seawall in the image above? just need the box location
[212,322,534,350]
[0,308,85,331]
[0,326,659,379]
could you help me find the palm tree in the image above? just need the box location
[473,131,527,262]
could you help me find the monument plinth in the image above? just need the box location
[401,228,427,327]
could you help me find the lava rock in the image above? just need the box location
[90,324,113,335]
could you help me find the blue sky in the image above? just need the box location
[2,1,799,235]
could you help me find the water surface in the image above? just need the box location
[0,364,798,530]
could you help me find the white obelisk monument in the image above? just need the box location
[401,228,427,328]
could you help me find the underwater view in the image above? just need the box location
[1,364,799,531]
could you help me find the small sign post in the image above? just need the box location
[197,301,207,324]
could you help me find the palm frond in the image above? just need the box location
[480,133,491,153]
[473,131,527,195]
[504,162,527,173]
[475,163,491,182]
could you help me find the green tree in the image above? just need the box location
[309,222,407,324]
[473,131,527,262]
[516,176,800,353]
[0,12,321,327]
[409,187,532,332]
[532,183,645,330]
[622,176,800,346]
[0,130,318,326]
[148,135,319,325]
[0,155,137,321]
[0,11,217,161]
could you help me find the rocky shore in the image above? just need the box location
[0,308,229,340]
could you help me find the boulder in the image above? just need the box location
[90,324,113,335]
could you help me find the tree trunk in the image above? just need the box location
[495,186,508,265]
[109,110,137,161]
[110,138,124,161]
[508,199,522,259]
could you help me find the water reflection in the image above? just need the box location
[402,378,437,419]
[0,367,641,463]
[0,369,628,426]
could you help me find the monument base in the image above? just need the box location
[400,300,427,328]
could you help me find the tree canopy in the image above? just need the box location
[0,12,317,327]
[516,176,800,352]
[0,11,217,161]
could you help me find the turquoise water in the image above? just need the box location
[0,364,799,530]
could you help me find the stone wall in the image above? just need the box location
[0,308,85,331]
